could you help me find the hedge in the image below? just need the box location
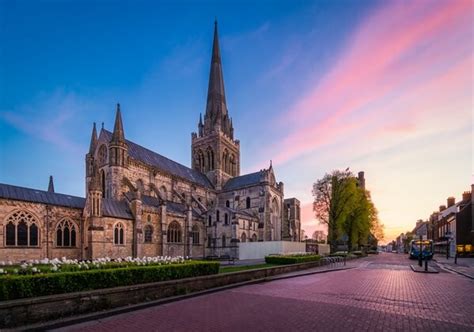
[0,261,219,301]
[264,255,321,265]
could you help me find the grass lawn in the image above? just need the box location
[219,263,280,274]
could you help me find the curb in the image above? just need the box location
[18,265,351,331]
[410,264,439,274]
[439,265,474,280]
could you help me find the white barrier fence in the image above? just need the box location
[238,241,306,260]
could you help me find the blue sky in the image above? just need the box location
[1,0,472,241]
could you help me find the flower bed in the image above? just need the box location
[0,256,186,276]
[0,260,219,301]
[264,254,321,265]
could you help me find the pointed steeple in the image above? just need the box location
[89,122,98,154]
[48,175,55,193]
[205,20,229,132]
[111,103,125,142]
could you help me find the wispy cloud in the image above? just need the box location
[261,1,472,167]
[0,91,89,152]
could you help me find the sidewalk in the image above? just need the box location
[433,256,474,279]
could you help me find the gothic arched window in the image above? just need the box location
[241,232,247,243]
[167,221,182,243]
[144,224,153,243]
[56,219,78,247]
[4,211,39,247]
[206,147,214,171]
[230,154,236,176]
[208,215,212,227]
[224,213,229,225]
[216,210,220,222]
[252,234,257,242]
[226,200,230,208]
[191,225,200,245]
[100,170,106,198]
[114,222,125,245]
[246,197,251,209]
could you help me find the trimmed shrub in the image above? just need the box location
[265,255,321,265]
[0,261,219,301]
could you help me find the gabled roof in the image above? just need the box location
[101,130,213,189]
[0,183,85,209]
[223,171,263,191]
[139,194,202,218]
[102,198,133,219]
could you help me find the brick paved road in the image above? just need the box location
[60,253,474,332]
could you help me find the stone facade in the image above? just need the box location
[0,22,300,262]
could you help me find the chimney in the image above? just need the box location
[357,171,365,190]
[447,197,455,208]
[439,205,446,212]
[462,191,471,202]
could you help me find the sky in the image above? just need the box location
[0,0,472,243]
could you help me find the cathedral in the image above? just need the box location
[0,23,301,262]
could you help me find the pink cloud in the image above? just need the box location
[262,1,472,168]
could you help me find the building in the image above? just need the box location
[412,220,428,239]
[430,188,473,257]
[0,22,301,262]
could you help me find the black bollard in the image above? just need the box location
[424,259,428,272]
[454,253,457,265]
[418,236,423,267]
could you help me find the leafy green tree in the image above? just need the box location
[312,169,356,253]
[313,169,384,253]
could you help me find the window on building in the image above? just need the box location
[235,196,240,208]
[144,225,153,243]
[222,234,226,248]
[114,223,125,245]
[246,197,251,209]
[224,213,229,225]
[207,234,212,248]
[252,234,257,242]
[56,219,77,247]
[216,210,220,222]
[100,169,106,198]
[226,200,230,208]
[241,233,247,243]
[208,215,212,227]
[167,221,182,243]
[4,211,39,247]
[147,215,152,223]
[192,225,200,245]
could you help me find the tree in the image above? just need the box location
[313,169,385,253]
[312,169,356,253]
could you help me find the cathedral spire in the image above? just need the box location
[89,122,98,154]
[48,175,55,193]
[205,20,228,129]
[111,103,125,142]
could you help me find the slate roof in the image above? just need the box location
[222,171,263,191]
[102,130,213,189]
[137,194,202,218]
[0,183,85,209]
[102,199,133,219]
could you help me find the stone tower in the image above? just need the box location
[85,122,98,194]
[191,21,240,189]
[108,104,128,199]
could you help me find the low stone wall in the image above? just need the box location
[0,260,323,328]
